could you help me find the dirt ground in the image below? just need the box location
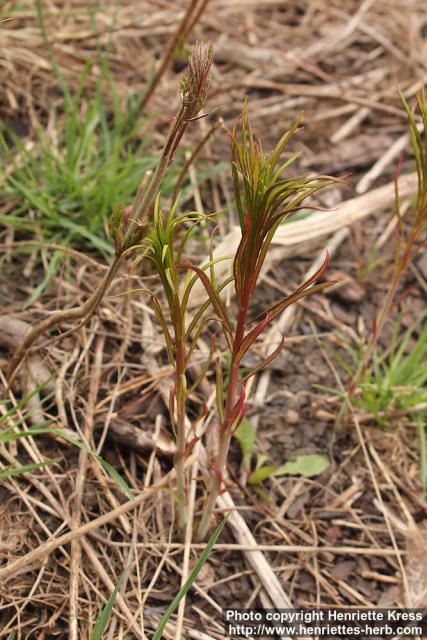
[1,1,427,638]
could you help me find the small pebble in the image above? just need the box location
[285,409,300,424]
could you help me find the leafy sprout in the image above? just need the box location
[196,102,338,539]
[231,99,337,306]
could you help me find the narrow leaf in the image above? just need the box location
[150,295,175,365]
[240,334,285,384]
[235,313,269,361]
[256,281,335,324]
[91,574,124,640]
[221,386,246,433]
[178,262,233,342]
[0,459,58,479]
[152,517,227,640]
[1,426,134,500]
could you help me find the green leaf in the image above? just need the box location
[150,294,175,366]
[0,426,133,501]
[91,573,124,640]
[248,465,277,485]
[0,4,167,257]
[97,459,134,502]
[248,455,330,484]
[253,484,274,505]
[0,376,54,425]
[275,454,329,478]
[49,429,134,501]
[23,250,64,309]
[152,517,227,640]
[0,459,58,479]
[178,262,233,344]
[234,418,256,470]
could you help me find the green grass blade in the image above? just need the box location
[0,459,58,479]
[48,428,134,501]
[23,250,64,309]
[152,517,227,640]
[59,219,114,255]
[91,573,124,640]
[0,426,133,500]
[35,0,74,113]
[0,377,54,424]
[0,426,51,443]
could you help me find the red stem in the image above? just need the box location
[197,294,250,539]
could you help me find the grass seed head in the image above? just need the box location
[180,41,215,118]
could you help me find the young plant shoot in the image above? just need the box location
[195,102,337,539]
[147,199,216,538]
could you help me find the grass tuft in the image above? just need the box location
[0,74,169,254]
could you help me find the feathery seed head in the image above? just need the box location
[180,41,215,117]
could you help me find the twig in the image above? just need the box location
[217,491,294,640]
[172,118,222,202]
[138,0,211,115]
[7,253,123,384]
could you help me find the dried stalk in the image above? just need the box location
[138,0,211,115]
[7,43,215,385]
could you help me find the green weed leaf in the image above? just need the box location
[275,454,330,478]
[0,426,133,501]
[0,459,58,479]
[234,418,256,470]
[248,465,277,485]
[248,455,329,484]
